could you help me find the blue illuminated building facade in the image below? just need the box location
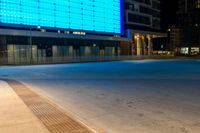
[0,0,165,64]
[0,0,121,34]
[0,0,130,64]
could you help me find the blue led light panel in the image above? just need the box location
[0,0,122,34]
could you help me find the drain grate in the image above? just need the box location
[4,79,96,133]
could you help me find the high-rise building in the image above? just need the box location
[122,0,166,56]
[0,0,129,64]
[172,0,200,55]
[0,0,166,65]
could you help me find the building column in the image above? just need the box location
[32,45,37,63]
[147,35,153,56]
[142,36,147,55]
[199,47,200,55]
[136,35,142,56]
[188,46,191,55]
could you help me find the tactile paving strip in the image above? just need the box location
[4,79,95,133]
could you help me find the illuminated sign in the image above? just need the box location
[0,0,122,34]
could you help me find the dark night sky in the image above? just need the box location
[160,0,178,31]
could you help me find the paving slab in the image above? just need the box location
[2,79,98,133]
[0,80,50,133]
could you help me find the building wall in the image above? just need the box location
[0,0,165,64]
[0,0,125,65]
[170,26,182,48]
[172,0,200,55]
[125,0,161,30]
[1,36,120,64]
[120,41,131,55]
[122,0,164,56]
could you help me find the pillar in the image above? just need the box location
[136,35,142,56]
[147,35,153,56]
[141,35,146,55]
[188,46,191,55]
[32,45,37,63]
[199,47,200,55]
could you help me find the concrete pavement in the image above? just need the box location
[0,60,200,133]
[0,80,50,133]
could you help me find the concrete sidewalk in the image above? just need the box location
[0,80,50,133]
